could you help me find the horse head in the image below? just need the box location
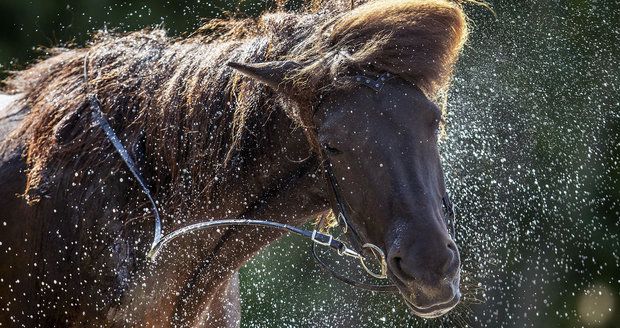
[229,60,461,318]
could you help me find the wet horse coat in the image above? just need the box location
[0,0,469,326]
[0,90,323,326]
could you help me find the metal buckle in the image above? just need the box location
[337,245,361,258]
[312,230,388,279]
[311,230,333,247]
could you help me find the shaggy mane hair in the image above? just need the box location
[2,0,468,206]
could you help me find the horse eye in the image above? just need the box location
[322,143,342,155]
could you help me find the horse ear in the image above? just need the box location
[227,61,300,95]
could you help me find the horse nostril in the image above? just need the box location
[443,239,460,275]
[389,239,460,284]
[441,251,454,273]
[446,238,459,256]
[389,255,415,282]
[393,256,402,270]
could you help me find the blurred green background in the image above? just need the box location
[1,0,618,327]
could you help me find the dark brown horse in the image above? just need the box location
[0,0,468,326]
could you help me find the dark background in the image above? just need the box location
[1,0,618,327]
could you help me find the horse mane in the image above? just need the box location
[2,0,468,209]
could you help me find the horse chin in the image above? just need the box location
[393,276,462,319]
[402,294,460,319]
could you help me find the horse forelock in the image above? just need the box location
[4,0,468,208]
[289,0,468,100]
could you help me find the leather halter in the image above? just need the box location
[84,58,456,293]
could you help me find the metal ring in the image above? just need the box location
[358,243,389,279]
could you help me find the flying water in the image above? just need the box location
[239,1,619,327]
[1,1,617,327]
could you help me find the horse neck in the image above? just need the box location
[159,104,328,236]
[122,107,329,326]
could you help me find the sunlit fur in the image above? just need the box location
[2,0,468,211]
[291,0,468,98]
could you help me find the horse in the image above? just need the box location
[0,0,469,326]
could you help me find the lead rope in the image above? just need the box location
[82,55,395,292]
[83,55,164,251]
